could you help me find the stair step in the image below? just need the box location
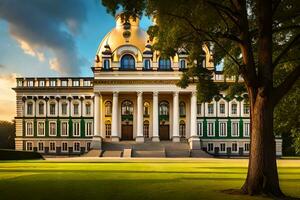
[132,150,166,158]
[83,150,101,157]
[166,150,191,157]
[101,150,123,157]
[123,149,132,158]
[190,150,213,158]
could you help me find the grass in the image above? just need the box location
[0,158,299,200]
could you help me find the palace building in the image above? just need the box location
[13,14,282,157]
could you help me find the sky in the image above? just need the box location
[0,0,152,121]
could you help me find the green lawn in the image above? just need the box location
[0,158,299,200]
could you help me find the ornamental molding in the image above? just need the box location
[93,79,179,85]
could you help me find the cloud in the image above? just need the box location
[0,64,5,68]
[0,0,88,75]
[0,74,18,121]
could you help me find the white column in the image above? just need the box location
[172,91,180,142]
[189,91,201,149]
[111,91,119,142]
[136,91,144,142]
[91,93,101,149]
[152,92,160,142]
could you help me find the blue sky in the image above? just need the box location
[0,0,151,120]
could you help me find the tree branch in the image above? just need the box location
[273,33,300,69]
[272,65,300,106]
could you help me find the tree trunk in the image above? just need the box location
[242,89,284,197]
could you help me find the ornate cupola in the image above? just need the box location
[102,44,112,56]
[143,41,153,56]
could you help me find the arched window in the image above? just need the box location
[105,101,112,116]
[105,120,111,138]
[158,58,171,70]
[144,102,150,116]
[180,59,186,69]
[49,102,56,115]
[144,59,151,70]
[159,101,169,115]
[103,59,110,70]
[121,54,135,70]
[85,103,91,115]
[179,101,186,116]
[143,120,149,138]
[38,102,44,115]
[27,102,33,115]
[179,120,186,137]
[122,100,133,115]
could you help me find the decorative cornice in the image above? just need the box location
[93,80,179,85]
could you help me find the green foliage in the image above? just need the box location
[0,121,15,149]
[0,149,43,160]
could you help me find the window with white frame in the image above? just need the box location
[244,143,250,152]
[219,122,227,137]
[85,103,91,115]
[62,142,68,152]
[61,80,68,87]
[197,103,201,115]
[61,103,68,115]
[38,142,44,152]
[73,142,80,152]
[27,80,34,87]
[231,103,237,114]
[49,80,56,87]
[207,122,214,136]
[38,102,44,115]
[17,80,23,87]
[105,121,111,138]
[49,122,56,136]
[232,143,238,152]
[73,103,79,116]
[231,122,239,137]
[219,103,225,114]
[37,122,45,136]
[73,122,80,137]
[220,143,226,152]
[49,142,56,152]
[39,80,45,87]
[61,122,68,136]
[208,143,214,151]
[197,122,203,136]
[244,122,250,137]
[84,80,91,86]
[243,103,250,114]
[144,59,151,70]
[86,142,91,151]
[86,122,93,136]
[73,80,80,87]
[103,59,110,70]
[49,103,56,115]
[208,103,214,114]
[27,102,33,115]
[26,122,33,136]
[26,142,33,151]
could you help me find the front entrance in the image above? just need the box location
[159,125,169,140]
[122,125,133,140]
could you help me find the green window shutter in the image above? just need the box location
[227,118,231,138]
[57,118,60,137]
[81,118,85,138]
[22,119,25,137]
[69,118,73,138]
[45,119,49,137]
[34,118,37,137]
[239,118,243,138]
[215,119,219,138]
[203,118,207,138]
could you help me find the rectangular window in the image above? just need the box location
[27,80,34,87]
[37,122,45,136]
[143,124,149,138]
[103,59,110,70]
[49,103,56,115]
[144,59,151,70]
[62,142,68,152]
[208,143,214,152]
[197,103,201,115]
[49,122,56,136]
[197,122,203,136]
[86,122,93,136]
[83,80,91,86]
[244,122,250,137]
[73,104,79,115]
[61,103,68,115]
[74,142,80,152]
[231,122,239,137]
[244,103,250,114]
[219,103,225,114]
[232,143,238,152]
[61,122,68,136]
[50,80,56,87]
[207,122,214,136]
[49,142,56,152]
[38,142,44,152]
[27,103,33,115]
[244,143,250,152]
[39,80,45,87]
[85,103,91,115]
[231,103,237,114]
[219,122,227,137]
[26,142,33,151]
[86,142,91,151]
[220,143,226,152]
[208,103,214,114]
[73,122,80,136]
[61,80,68,87]
[17,80,23,87]
[105,123,111,138]
[26,122,33,136]
[73,80,80,87]
[38,103,44,115]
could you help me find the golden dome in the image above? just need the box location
[96,14,148,59]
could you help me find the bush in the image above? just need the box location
[0,149,44,160]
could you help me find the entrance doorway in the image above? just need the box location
[159,125,169,140]
[121,125,133,140]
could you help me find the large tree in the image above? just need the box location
[101,0,300,197]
